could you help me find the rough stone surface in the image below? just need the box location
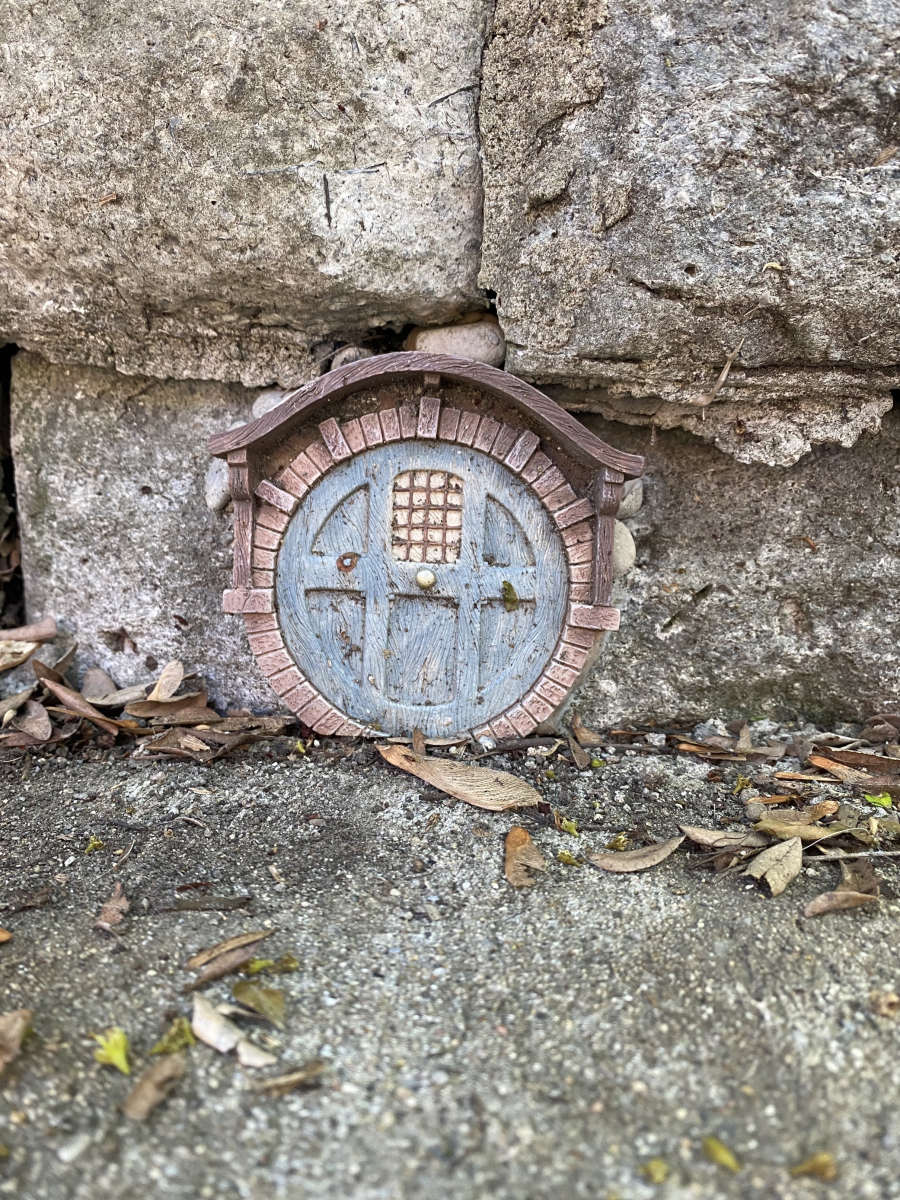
[479,0,900,465]
[576,409,900,727]
[3,749,900,1199]
[10,352,274,711]
[0,0,490,388]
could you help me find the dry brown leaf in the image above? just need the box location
[411,726,426,755]
[804,890,879,918]
[232,981,286,1028]
[122,1054,185,1120]
[0,685,37,722]
[149,707,225,726]
[0,1009,32,1077]
[743,837,802,896]
[85,685,151,708]
[81,667,117,700]
[39,679,119,737]
[147,660,185,702]
[571,712,604,747]
[11,700,52,742]
[790,1152,838,1181]
[184,929,273,971]
[378,744,540,810]
[236,1039,277,1068]
[870,990,900,1018]
[0,640,40,673]
[805,801,840,820]
[816,747,900,776]
[504,827,547,887]
[94,880,130,932]
[680,826,769,850]
[191,994,242,1053]
[126,691,206,718]
[0,928,11,944]
[184,941,265,990]
[590,836,684,874]
[754,819,842,843]
[251,1059,326,1095]
[837,858,880,896]
[735,723,753,753]
[568,736,591,771]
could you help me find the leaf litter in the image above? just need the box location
[0,1009,32,1077]
[504,827,547,887]
[122,1054,186,1120]
[379,744,540,810]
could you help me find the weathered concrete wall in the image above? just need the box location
[10,353,275,710]
[479,0,900,465]
[0,1,490,388]
[10,351,900,724]
[578,408,900,727]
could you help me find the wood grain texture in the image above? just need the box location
[232,501,252,589]
[592,467,625,605]
[208,352,644,478]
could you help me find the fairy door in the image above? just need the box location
[276,440,568,737]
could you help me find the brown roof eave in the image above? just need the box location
[208,352,645,479]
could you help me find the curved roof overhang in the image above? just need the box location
[208,352,644,479]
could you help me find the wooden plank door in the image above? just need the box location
[277,441,567,736]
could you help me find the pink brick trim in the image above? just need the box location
[306,438,334,474]
[252,547,276,571]
[360,412,384,447]
[248,630,284,656]
[532,465,566,499]
[251,569,274,589]
[563,625,597,648]
[544,483,578,512]
[243,589,274,613]
[255,480,298,514]
[418,395,440,438]
[555,498,594,528]
[257,647,293,674]
[457,410,480,445]
[506,705,536,737]
[399,405,418,438]
[438,407,461,441]
[521,692,555,723]
[257,505,290,533]
[380,407,401,442]
[506,431,540,472]
[556,642,589,668]
[223,589,249,614]
[243,612,278,634]
[490,425,518,461]
[343,418,365,454]
[290,452,322,488]
[546,661,579,688]
[316,706,345,736]
[254,525,282,551]
[283,681,316,711]
[319,418,352,461]
[473,417,500,452]
[488,715,517,740]
[521,451,552,484]
[568,603,620,631]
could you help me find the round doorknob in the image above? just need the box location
[415,568,437,590]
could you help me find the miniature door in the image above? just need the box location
[209,353,644,740]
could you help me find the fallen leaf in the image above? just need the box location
[242,954,300,976]
[0,1009,32,1077]
[39,679,119,737]
[378,744,540,810]
[236,1039,278,1068]
[0,640,40,673]
[504,827,547,887]
[605,832,629,851]
[93,1027,130,1074]
[251,1059,326,1096]
[11,700,52,742]
[147,660,185,702]
[184,941,265,990]
[232,982,286,1029]
[0,685,37,722]
[150,1016,196,1055]
[571,712,603,747]
[735,724,753,753]
[804,890,879,918]
[85,685,151,709]
[568,737,591,770]
[0,617,56,644]
[411,726,426,756]
[80,667,117,700]
[0,929,11,944]
[864,792,892,808]
[743,837,802,896]
[816,746,900,775]
[680,826,769,850]
[554,810,579,836]
[557,850,582,866]
[85,834,105,854]
[641,1158,669,1184]
[790,1152,838,1181]
[184,930,274,971]
[753,820,841,843]
[805,801,840,820]
[122,1054,186,1120]
[870,990,900,1018]
[589,836,684,874]
[703,1136,740,1172]
[191,994,242,1054]
[94,880,129,932]
[125,691,206,718]
[837,858,880,896]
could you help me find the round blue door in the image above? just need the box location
[276,441,567,736]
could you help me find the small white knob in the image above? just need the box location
[415,568,437,590]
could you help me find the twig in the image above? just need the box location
[805,849,900,861]
[683,338,746,408]
[113,838,136,871]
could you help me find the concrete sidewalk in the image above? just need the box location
[0,743,897,1198]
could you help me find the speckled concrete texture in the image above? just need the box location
[1,744,899,1198]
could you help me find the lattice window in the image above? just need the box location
[391,471,463,563]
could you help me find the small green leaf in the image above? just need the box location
[233,981,286,1029]
[501,581,519,612]
[557,850,582,866]
[93,1027,130,1075]
[864,792,892,809]
[241,953,300,976]
[703,1136,740,1173]
[543,768,556,781]
[150,1016,196,1055]
[641,1157,669,1184]
[294,740,307,754]
[605,832,629,852]
[732,775,751,795]
[590,758,605,769]
[85,834,105,854]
